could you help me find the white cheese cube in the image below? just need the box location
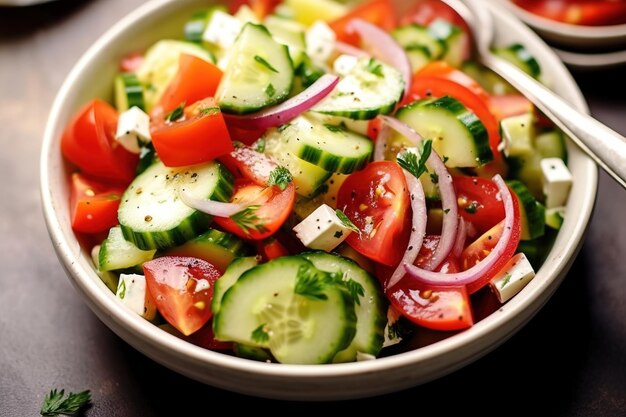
[116,274,157,320]
[202,10,244,50]
[541,157,573,209]
[292,204,354,251]
[333,54,358,76]
[115,106,151,154]
[305,21,336,65]
[489,253,535,303]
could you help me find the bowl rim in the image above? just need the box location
[40,0,598,399]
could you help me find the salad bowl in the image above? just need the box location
[40,0,597,400]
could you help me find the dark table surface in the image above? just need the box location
[1,0,625,415]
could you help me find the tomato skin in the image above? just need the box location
[143,256,221,336]
[400,0,470,32]
[230,0,281,19]
[337,161,411,266]
[329,0,397,45]
[69,173,125,234]
[151,98,233,167]
[213,179,296,240]
[218,146,278,186]
[255,236,290,261]
[453,176,505,235]
[512,0,626,26]
[61,99,138,183]
[156,54,223,115]
[488,94,533,122]
[460,192,522,294]
[407,62,500,162]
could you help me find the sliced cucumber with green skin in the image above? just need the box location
[405,45,433,73]
[500,112,535,158]
[278,114,373,174]
[233,343,273,362]
[262,124,332,197]
[136,40,215,111]
[545,207,565,230]
[461,61,516,95]
[184,6,228,42]
[164,228,251,272]
[264,15,306,68]
[114,73,145,112]
[91,245,119,293]
[214,256,357,364]
[493,43,541,80]
[217,23,293,115]
[396,96,492,168]
[118,160,233,250]
[98,226,156,272]
[392,24,444,61]
[299,251,387,362]
[313,57,404,120]
[428,19,464,67]
[507,180,546,240]
[294,53,325,90]
[211,256,259,315]
[136,143,157,176]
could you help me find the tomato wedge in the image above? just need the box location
[329,0,397,45]
[230,0,281,19]
[69,173,125,234]
[512,0,626,26]
[150,97,233,167]
[400,0,471,33]
[61,99,138,183]
[453,176,505,235]
[143,256,221,336]
[213,178,296,240]
[336,161,411,266]
[488,94,533,122]
[156,54,223,115]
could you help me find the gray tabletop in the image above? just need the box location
[1,0,625,415]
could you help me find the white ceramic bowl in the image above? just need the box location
[494,0,626,50]
[41,0,597,401]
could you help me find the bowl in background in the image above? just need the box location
[40,0,597,400]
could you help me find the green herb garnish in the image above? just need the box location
[501,273,512,289]
[198,106,220,116]
[251,324,270,344]
[267,166,293,191]
[231,205,267,235]
[41,389,91,417]
[294,264,329,301]
[253,138,266,153]
[335,209,359,234]
[324,122,347,133]
[397,139,433,179]
[464,201,479,214]
[117,279,126,299]
[254,55,279,73]
[165,102,185,122]
[345,279,365,306]
[265,83,276,97]
[364,58,384,77]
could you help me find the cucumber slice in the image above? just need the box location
[211,256,259,315]
[118,160,233,250]
[135,40,215,111]
[545,207,565,230]
[461,61,516,95]
[214,256,357,364]
[99,226,156,272]
[263,124,332,197]
[313,57,404,120]
[500,112,535,158]
[396,96,492,168]
[278,114,373,174]
[300,251,387,362]
[392,24,444,61]
[405,45,433,73]
[184,6,227,43]
[114,73,145,112]
[164,228,251,272]
[217,23,293,115]
[264,15,307,67]
[91,245,119,293]
[428,19,464,67]
[535,130,567,164]
[507,180,546,240]
[233,343,273,362]
[493,43,541,80]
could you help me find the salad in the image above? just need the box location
[60,0,573,364]
[512,0,626,27]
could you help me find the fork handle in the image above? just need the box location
[484,54,626,189]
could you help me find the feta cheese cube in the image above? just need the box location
[115,106,151,154]
[541,157,573,208]
[202,10,244,50]
[333,54,358,76]
[292,204,354,251]
[489,253,535,303]
[116,274,157,320]
[306,21,336,65]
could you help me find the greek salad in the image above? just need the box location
[60,0,573,364]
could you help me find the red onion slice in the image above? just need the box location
[386,171,428,290]
[223,74,339,131]
[404,175,515,286]
[373,120,391,161]
[379,116,458,271]
[178,190,244,218]
[347,18,412,94]
[452,216,467,258]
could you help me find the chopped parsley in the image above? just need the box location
[464,201,479,214]
[294,264,329,301]
[254,55,279,73]
[265,83,276,98]
[501,273,512,289]
[430,172,439,184]
[324,122,347,133]
[231,205,267,235]
[335,209,359,234]
[117,279,126,299]
[198,106,220,116]
[253,138,266,153]
[251,324,270,344]
[277,123,291,133]
[345,279,365,306]
[267,166,293,191]
[165,102,185,122]
[397,139,433,179]
[40,389,91,417]
[364,58,384,77]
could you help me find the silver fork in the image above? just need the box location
[441,0,626,189]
